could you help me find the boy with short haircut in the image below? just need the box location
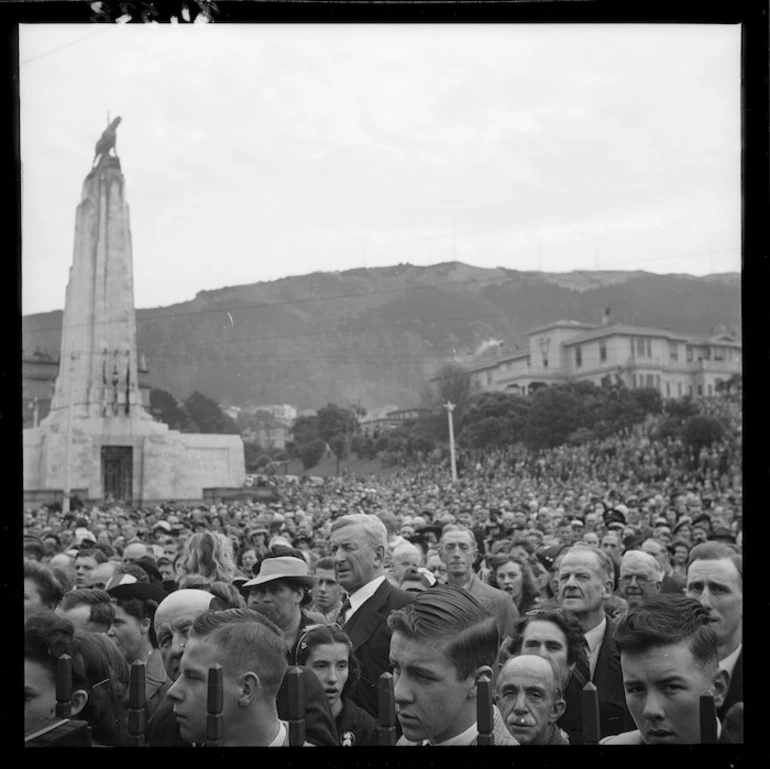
[167,607,308,746]
[601,594,728,745]
[387,584,518,745]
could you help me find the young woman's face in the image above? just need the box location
[107,604,148,662]
[306,642,350,712]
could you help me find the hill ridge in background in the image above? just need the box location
[22,263,741,411]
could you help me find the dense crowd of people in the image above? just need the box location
[22,392,743,746]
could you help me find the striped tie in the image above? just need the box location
[338,598,352,625]
[573,640,591,688]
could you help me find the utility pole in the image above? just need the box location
[62,351,78,515]
[445,401,457,483]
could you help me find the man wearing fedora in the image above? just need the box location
[242,553,320,663]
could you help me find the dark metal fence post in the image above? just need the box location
[206,664,224,747]
[127,660,147,747]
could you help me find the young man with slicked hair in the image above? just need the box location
[388,584,517,746]
[601,594,728,745]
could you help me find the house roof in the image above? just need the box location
[561,324,742,348]
[526,319,598,336]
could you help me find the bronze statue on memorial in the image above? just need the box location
[92,115,123,168]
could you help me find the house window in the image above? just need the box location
[669,342,678,361]
[697,385,703,396]
[688,385,693,396]
[686,346,694,362]
[707,384,713,395]
[655,375,660,389]
[666,382,671,397]
[646,339,652,357]
[678,382,682,397]
[600,341,607,362]
[630,339,635,357]
[714,347,725,361]
[637,338,646,357]
[575,346,582,368]
[646,374,654,388]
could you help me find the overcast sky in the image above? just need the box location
[20,23,741,315]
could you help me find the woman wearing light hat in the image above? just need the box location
[241,554,321,663]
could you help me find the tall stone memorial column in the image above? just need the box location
[24,119,244,505]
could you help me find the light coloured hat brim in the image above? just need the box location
[242,572,317,590]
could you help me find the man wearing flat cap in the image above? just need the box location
[242,554,319,663]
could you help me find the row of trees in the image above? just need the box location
[149,389,239,435]
[367,364,735,465]
[150,366,738,473]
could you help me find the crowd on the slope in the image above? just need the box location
[22,393,743,747]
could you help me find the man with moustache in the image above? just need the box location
[496,654,568,745]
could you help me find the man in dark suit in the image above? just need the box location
[557,545,634,743]
[685,542,742,721]
[330,513,414,718]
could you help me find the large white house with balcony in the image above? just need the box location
[456,319,741,399]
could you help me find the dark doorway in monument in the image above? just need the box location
[102,446,133,503]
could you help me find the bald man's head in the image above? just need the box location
[154,589,215,681]
[496,654,565,745]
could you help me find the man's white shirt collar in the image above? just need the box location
[346,575,387,621]
[425,722,477,746]
[268,721,288,747]
[584,617,607,680]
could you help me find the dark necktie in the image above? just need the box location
[573,639,591,688]
[338,598,352,625]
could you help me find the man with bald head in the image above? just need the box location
[617,551,663,609]
[147,589,337,746]
[496,654,568,745]
[123,540,154,564]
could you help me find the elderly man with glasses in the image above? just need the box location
[617,551,663,609]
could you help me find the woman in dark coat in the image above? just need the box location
[296,624,377,746]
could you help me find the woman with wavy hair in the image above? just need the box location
[487,552,539,614]
[178,530,237,583]
[295,624,376,746]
